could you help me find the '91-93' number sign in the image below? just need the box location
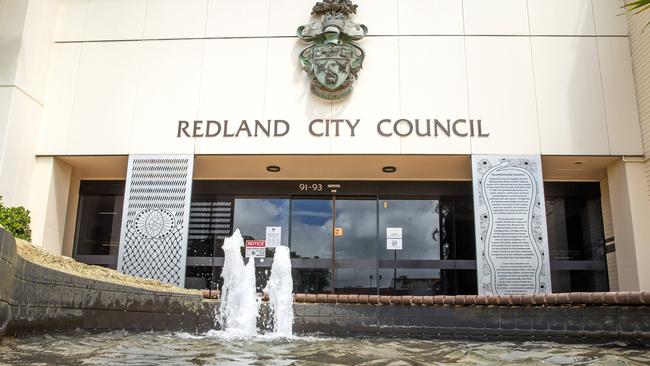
[297,183,341,193]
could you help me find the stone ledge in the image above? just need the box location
[291,292,650,306]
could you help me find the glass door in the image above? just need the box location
[290,198,334,293]
[333,197,378,294]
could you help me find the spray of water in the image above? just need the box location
[218,229,259,336]
[266,245,294,336]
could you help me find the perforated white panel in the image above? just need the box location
[117,155,194,287]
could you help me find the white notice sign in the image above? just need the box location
[387,238,402,250]
[386,227,402,239]
[472,155,552,296]
[265,226,281,248]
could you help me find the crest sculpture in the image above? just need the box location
[297,0,367,100]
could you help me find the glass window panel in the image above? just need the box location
[546,197,605,261]
[452,197,476,260]
[456,270,478,295]
[74,194,124,255]
[378,199,440,260]
[232,198,289,245]
[397,269,441,294]
[292,268,332,294]
[290,199,333,259]
[185,266,213,290]
[551,270,608,292]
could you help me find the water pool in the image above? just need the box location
[1,331,650,365]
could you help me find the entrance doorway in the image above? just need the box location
[289,195,449,295]
[186,180,480,295]
[290,196,378,294]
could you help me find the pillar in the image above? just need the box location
[607,158,650,291]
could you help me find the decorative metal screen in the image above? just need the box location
[117,155,194,287]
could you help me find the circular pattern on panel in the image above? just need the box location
[135,209,175,239]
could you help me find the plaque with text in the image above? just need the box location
[472,155,552,295]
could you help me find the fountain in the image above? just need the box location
[217,229,293,337]
[217,229,259,336]
[265,245,294,336]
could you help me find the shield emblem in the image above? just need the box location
[313,44,352,91]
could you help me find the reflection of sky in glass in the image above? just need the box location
[335,200,377,260]
[232,199,289,245]
[291,200,333,259]
[380,200,440,260]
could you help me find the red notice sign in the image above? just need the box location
[245,240,266,248]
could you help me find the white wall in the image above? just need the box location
[32,0,644,157]
[0,0,58,208]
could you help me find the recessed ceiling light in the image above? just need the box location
[382,166,397,173]
[266,165,281,173]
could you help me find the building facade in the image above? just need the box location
[0,0,649,294]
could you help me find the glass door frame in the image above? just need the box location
[330,194,379,294]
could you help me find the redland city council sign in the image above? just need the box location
[177,119,489,139]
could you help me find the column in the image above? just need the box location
[607,158,650,291]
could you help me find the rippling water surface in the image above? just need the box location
[1,330,650,366]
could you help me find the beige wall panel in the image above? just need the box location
[51,0,628,40]
[0,90,41,207]
[533,37,609,155]
[463,0,529,35]
[399,36,469,154]
[130,40,202,154]
[206,0,269,38]
[597,37,643,156]
[144,0,208,39]
[592,0,628,36]
[466,37,539,155]
[527,0,595,35]
[67,42,140,155]
[352,0,397,36]
[398,0,463,35]
[269,0,323,37]
[262,37,332,154]
[37,43,81,155]
[195,38,267,154]
[83,0,146,41]
[14,0,60,103]
[331,37,398,154]
[0,0,28,85]
[54,0,88,42]
[0,88,13,156]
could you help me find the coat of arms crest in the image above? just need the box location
[297,0,367,100]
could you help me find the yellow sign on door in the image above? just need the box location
[334,227,344,236]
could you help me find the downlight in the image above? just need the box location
[266,165,281,173]
[382,166,397,173]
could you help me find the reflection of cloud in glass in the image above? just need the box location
[291,200,333,259]
[380,200,440,260]
[233,199,289,245]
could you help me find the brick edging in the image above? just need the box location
[202,290,650,306]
